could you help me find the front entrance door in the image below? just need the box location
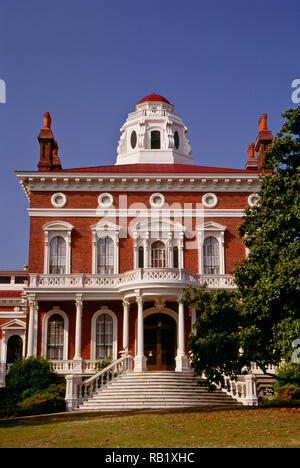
[144,313,176,370]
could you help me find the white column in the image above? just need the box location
[244,374,258,406]
[27,297,38,357]
[179,233,184,269]
[134,294,147,372]
[122,300,130,354]
[73,296,83,361]
[220,232,225,274]
[175,297,189,372]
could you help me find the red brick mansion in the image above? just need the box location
[0,94,275,409]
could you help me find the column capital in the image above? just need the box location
[177,295,185,305]
[75,295,83,310]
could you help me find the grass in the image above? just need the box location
[0,406,299,448]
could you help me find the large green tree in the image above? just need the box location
[187,106,300,388]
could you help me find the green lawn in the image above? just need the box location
[0,406,299,448]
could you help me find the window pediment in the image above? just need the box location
[43,221,74,232]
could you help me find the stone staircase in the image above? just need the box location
[76,370,241,411]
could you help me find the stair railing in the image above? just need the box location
[78,354,133,405]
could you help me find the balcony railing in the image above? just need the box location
[27,268,236,291]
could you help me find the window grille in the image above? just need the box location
[151,241,166,268]
[49,236,66,274]
[47,314,64,360]
[203,236,220,274]
[96,314,113,359]
[97,237,114,274]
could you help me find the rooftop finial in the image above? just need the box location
[43,112,51,130]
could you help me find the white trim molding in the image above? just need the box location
[51,192,67,208]
[90,306,118,361]
[196,221,226,275]
[43,221,74,274]
[0,319,26,364]
[41,307,69,360]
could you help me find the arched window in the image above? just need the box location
[6,335,23,365]
[97,237,114,274]
[151,241,166,268]
[203,236,220,274]
[138,246,144,268]
[151,130,161,149]
[47,314,64,360]
[173,246,179,268]
[96,314,113,359]
[49,236,66,274]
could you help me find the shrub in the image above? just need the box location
[16,383,66,416]
[5,356,59,400]
[274,384,300,401]
[274,362,300,389]
[94,355,113,372]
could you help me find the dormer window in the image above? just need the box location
[151,131,161,149]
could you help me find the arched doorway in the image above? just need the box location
[144,313,176,370]
[6,335,23,365]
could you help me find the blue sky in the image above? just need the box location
[0,0,299,268]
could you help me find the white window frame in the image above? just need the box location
[41,307,69,360]
[131,219,185,269]
[0,319,26,365]
[90,220,120,274]
[90,307,118,360]
[196,221,226,275]
[43,221,74,274]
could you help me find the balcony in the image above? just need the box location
[27,268,236,292]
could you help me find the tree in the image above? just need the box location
[187,106,300,388]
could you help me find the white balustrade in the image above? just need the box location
[28,269,236,291]
[72,354,133,409]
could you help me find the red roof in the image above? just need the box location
[138,94,171,105]
[53,163,260,174]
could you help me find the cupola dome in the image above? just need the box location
[116,94,193,165]
[137,94,171,105]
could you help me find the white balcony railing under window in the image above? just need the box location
[28,268,236,290]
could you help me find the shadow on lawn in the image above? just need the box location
[0,405,257,429]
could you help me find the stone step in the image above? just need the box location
[76,370,240,411]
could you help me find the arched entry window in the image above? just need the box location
[49,236,66,274]
[203,236,220,274]
[6,335,23,365]
[96,314,113,359]
[151,241,166,268]
[151,131,161,149]
[47,314,64,360]
[97,237,114,274]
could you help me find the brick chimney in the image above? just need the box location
[245,142,258,169]
[37,112,62,171]
[254,113,273,169]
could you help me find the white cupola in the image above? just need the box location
[115,94,193,165]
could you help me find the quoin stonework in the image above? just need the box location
[0,94,276,409]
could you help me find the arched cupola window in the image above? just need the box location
[151,130,161,149]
